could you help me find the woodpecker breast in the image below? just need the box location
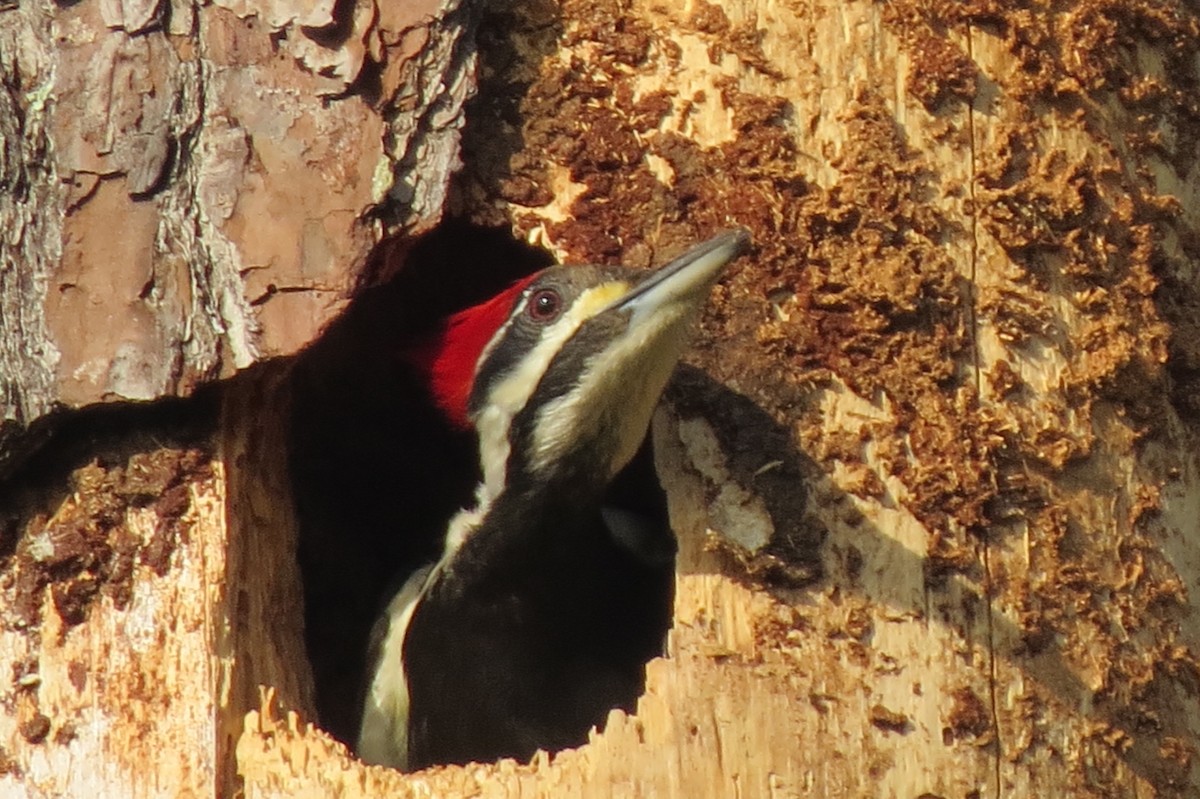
[358,230,751,770]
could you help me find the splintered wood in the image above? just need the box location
[0,458,226,798]
[4,0,1200,797]
[239,0,1200,795]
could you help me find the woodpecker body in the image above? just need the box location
[358,231,751,770]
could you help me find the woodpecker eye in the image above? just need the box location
[528,289,562,322]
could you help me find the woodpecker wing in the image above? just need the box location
[358,564,434,769]
[357,229,751,770]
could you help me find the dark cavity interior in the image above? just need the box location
[287,220,676,754]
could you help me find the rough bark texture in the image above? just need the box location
[0,0,476,430]
[3,0,1200,798]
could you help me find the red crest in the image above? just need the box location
[406,275,538,429]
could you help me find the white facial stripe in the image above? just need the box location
[475,293,529,379]
[469,281,631,502]
[358,491,489,767]
[484,282,630,422]
[527,241,735,478]
[436,281,634,561]
[441,488,490,556]
[529,302,696,478]
[473,405,512,512]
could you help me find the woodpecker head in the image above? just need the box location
[409,229,750,500]
[360,230,749,770]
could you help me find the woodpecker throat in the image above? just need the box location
[358,230,752,770]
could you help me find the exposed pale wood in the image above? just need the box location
[4,0,1200,797]
[231,405,989,799]
[463,1,1199,796]
[967,12,1199,789]
[0,457,227,798]
[0,367,311,799]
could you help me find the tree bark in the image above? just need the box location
[0,0,474,429]
[4,0,1200,798]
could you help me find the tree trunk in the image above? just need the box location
[4,1,1200,798]
[0,0,474,430]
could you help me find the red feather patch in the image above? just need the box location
[406,275,538,429]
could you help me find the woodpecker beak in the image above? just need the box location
[606,228,752,324]
[524,229,751,482]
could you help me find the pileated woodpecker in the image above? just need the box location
[357,229,751,770]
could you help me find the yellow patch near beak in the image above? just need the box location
[527,272,703,479]
[472,277,635,507]
[574,281,632,316]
